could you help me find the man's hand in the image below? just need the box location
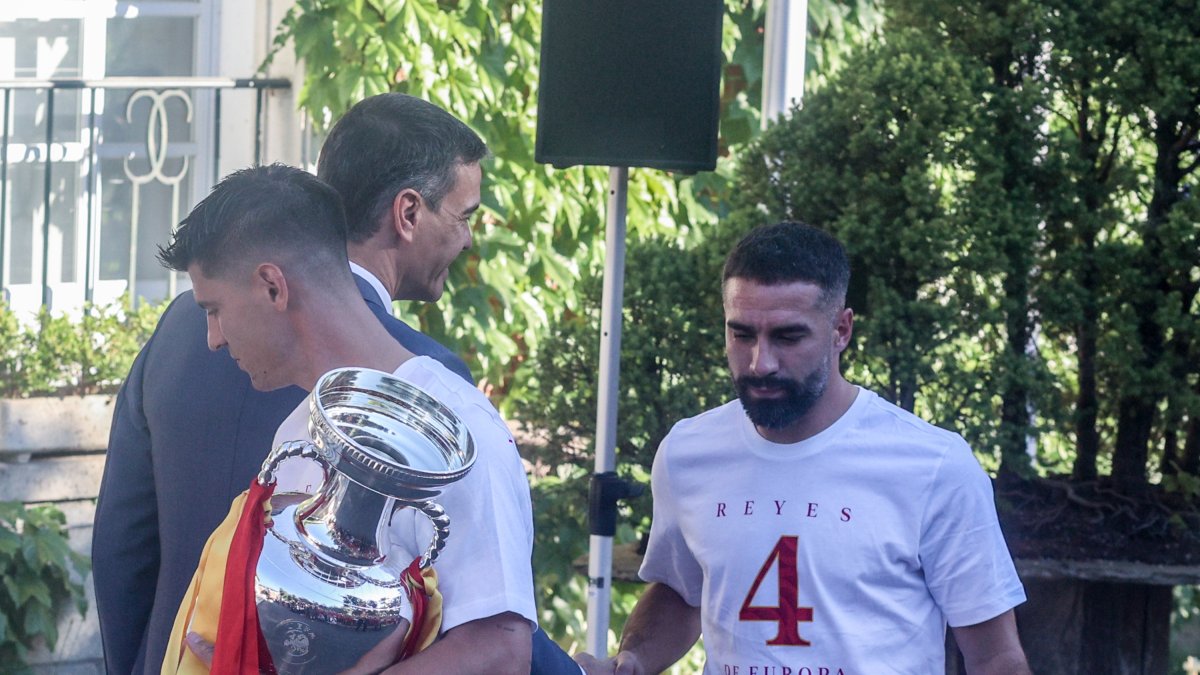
[574,650,645,675]
[334,620,411,675]
[185,632,215,667]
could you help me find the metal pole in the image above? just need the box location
[84,87,97,305]
[213,88,222,184]
[0,88,11,294]
[585,165,629,657]
[41,89,55,309]
[761,0,809,128]
[254,87,264,165]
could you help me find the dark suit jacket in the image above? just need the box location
[92,275,472,673]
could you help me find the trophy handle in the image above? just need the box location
[413,501,451,569]
[257,439,329,487]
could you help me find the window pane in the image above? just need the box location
[97,157,192,284]
[0,20,84,144]
[105,16,196,77]
[5,160,79,285]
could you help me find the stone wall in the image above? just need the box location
[0,395,111,674]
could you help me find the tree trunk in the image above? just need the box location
[1073,302,1100,480]
[1184,414,1200,475]
[1112,120,1184,487]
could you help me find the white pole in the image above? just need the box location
[761,0,809,128]
[585,165,629,657]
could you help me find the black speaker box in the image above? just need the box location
[535,0,724,172]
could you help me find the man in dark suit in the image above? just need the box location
[93,94,578,674]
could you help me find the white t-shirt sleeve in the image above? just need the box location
[386,363,537,632]
[918,437,1026,627]
[638,433,704,607]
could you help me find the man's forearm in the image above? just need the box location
[964,650,1033,675]
[618,583,701,673]
[382,612,532,675]
[952,610,1031,675]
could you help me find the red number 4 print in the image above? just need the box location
[738,535,814,646]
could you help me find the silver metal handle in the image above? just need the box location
[257,439,327,487]
[412,501,450,569]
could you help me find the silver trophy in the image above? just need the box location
[253,367,476,674]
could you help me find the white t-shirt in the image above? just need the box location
[271,357,538,632]
[639,388,1026,675]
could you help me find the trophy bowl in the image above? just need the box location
[253,367,476,674]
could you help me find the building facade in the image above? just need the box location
[0,0,305,318]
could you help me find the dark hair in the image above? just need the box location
[722,221,851,310]
[157,163,349,281]
[317,93,488,243]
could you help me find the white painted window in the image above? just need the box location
[0,0,297,315]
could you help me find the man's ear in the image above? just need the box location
[833,307,854,353]
[256,263,290,310]
[391,188,424,243]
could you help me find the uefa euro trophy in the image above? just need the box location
[252,367,476,674]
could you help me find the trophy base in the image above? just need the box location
[257,601,408,674]
[256,498,412,674]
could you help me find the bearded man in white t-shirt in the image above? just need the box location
[576,222,1031,675]
[156,163,536,674]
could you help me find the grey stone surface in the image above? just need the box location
[1,397,106,675]
[0,395,113,454]
[0,455,106,503]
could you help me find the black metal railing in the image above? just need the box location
[0,77,290,311]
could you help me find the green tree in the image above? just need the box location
[734,28,996,441]
[1036,0,1140,481]
[725,0,1200,495]
[1101,0,1200,486]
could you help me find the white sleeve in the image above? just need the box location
[919,437,1026,626]
[389,401,538,631]
[638,433,704,607]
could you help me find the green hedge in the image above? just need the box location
[0,298,166,398]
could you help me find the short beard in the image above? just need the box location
[734,357,830,431]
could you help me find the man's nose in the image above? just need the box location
[750,340,778,376]
[206,315,226,352]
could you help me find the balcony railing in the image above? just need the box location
[0,76,291,316]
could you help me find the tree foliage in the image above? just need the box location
[734,0,1199,488]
